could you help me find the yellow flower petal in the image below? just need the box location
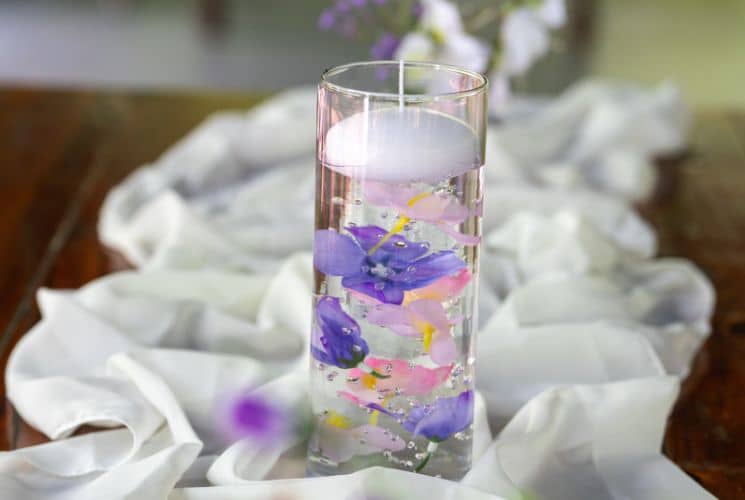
[325,411,352,429]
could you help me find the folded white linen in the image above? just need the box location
[3,255,713,499]
[489,80,689,201]
[3,79,715,499]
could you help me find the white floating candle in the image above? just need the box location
[323,107,480,184]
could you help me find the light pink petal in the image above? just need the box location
[361,357,451,396]
[399,364,452,394]
[406,299,452,333]
[364,180,417,208]
[356,424,406,453]
[438,223,482,245]
[363,357,409,377]
[430,331,458,365]
[404,194,449,221]
[348,288,384,307]
[405,268,471,302]
[338,390,378,406]
[366,304,420,336]
[437,198,470,223]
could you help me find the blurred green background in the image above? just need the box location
[590,0,745,108]
[0,0,742,109]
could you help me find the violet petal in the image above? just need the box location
[314,229,366,276]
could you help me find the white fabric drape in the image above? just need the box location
[2,81,715,499]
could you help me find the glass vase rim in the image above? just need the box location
[320,60,489,102]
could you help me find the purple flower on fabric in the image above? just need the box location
[314,226,466,304]
[312,296,370,369]
[318,8,336,30]
[223,394,289,445]
[403,390,474,442]
[370,32,401,59]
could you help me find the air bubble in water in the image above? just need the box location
[326,371,338,381]
[407,441,416,449]
[454,431,470,441]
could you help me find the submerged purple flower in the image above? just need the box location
[370,32,401,59]
[314,226,466,304]
[312,296,370,369]
[403,390,474,442]
[224,393,289,444]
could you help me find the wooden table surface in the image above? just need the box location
[0,86,744,498]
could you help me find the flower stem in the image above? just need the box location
[415,441,439,473]
[369,370,391,379]
[358,362,391,379]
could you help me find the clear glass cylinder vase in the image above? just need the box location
[307,60,488,480]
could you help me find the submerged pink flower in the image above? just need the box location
[365,181,480,245]
[404,268,471,304]
[340,357,452,403]
[366,300,458,366]
[310,411,406,463]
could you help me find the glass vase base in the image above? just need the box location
[306,446,471,481]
